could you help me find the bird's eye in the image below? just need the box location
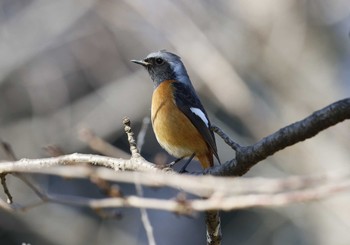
[155,58,164,65]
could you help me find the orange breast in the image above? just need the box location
[151,80,211,167]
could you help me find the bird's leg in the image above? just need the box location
[179,153,196,173]
[169,156,184,167]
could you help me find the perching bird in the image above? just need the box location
[131,50,219,169]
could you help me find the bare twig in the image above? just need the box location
[1,175,348,213]
[123,117,141,158]
[79,127,130,159]
[42,145,65,157]
[137,117,151,153]
[0,153,159,173]
[135,173,156,245]
[14,174,48,201]
[0,140,49,203]
[1,162,349,198]
[0,99,349,245]
[0,197,12,211]
[0,174,12,203]
[0,140,16,203]
[210,125,241,151]
[206,210,222,245]
[0,140,17,160]
[0,159,349,212]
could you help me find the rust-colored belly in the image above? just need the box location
[151,80,208,159]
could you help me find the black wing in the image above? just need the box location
[172,82,220,162]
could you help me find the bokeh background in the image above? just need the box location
[0,0,349,244]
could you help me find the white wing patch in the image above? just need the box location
[190,107,209,127]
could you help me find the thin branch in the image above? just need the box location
[2,176,349,213]
[1,160,349,212]
[1,99,347,187]
[42,145,65,157]
[206,98,350,176]
[0,152,349,216]
[123,117,141,158]
[137,117,151,154]
[1,140,49,203]
[0,140,17,203]
[14,174,48,201]
[205,210,222,245]
[0,98,348,245]
[1,163,349,198]
[0,197,12,211]
[0,153,160,173]
[135,173,156,245]
[0,140,17,160]
[79,127,130,159]
[0,174,12,203]
[210,125,241,151]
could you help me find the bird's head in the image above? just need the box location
[131,50,191,88]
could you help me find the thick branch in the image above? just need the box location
[206,98,350,176]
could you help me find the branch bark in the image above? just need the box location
[0,153,160,173]
[0,171,348,213]
[206,98,350,176]
[0,98,349,245]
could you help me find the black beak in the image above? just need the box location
[131,59,150,67]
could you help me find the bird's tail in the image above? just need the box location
[197,151,214,169]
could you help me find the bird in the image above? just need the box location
[131,50,219,170]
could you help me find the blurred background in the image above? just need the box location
[0,0,349,244]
